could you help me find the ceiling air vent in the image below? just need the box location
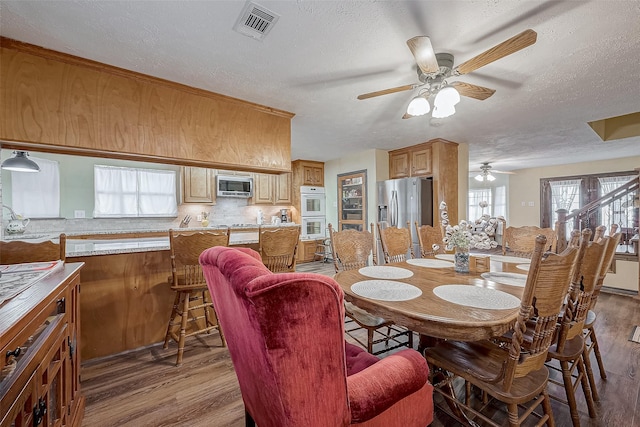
[233,1,280,41]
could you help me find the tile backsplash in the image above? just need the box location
[2,198,294,236]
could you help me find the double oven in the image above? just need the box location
[300,186,326,239]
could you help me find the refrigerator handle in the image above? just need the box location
[390,191,398,227]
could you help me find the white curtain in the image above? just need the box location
[11,157,60,218]
[549,179,581,233]
[94,165,177,217]
[468,188,492,220]
[493,186,507,218]
[598,175,636,232]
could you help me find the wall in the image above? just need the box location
[508,156,640,292]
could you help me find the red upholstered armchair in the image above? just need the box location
[200,246,434,427]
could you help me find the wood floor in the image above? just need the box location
[81,260,640,427]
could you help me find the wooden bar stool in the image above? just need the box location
[0,233,66,264]
[163,229,229,366]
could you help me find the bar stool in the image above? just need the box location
[163,228,229,366]
[314,237,332,263]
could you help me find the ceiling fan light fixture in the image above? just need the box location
[474,174,485,182]
[406,95,430,116]
[1,151,40,172]
[432,103,455,118]
[434,85,460,108]
[486,173,496,182]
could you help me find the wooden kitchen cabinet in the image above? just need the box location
[388,145,431,179]
[252,173,292,205]
[182,167,216,204]
[293,160,324,187]
[296,239,323,263]
[1,263,84,427]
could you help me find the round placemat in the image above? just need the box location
[406,258,454,268]
[358,266,414,279]
[516,264,530,271]
[435,254,455,261]
[433,284,521,310]
[490,255,531,264]
[351,280,422,301]
[481,272,528,287]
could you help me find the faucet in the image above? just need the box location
[2,205,17,220]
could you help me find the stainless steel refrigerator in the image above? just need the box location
[376,177,433,259]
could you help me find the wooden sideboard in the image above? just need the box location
[0,263,84,427]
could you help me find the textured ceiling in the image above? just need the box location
[1,0,639,173]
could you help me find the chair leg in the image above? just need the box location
[367,329,374,354]
[588,325,607,379]
[176,291,191,366]
[163,291,180,349]
[212,305,226,347]
[541,388,556,427]
[560,360,580,427]
[202,291,212,331]
[245,409,255,427]
[577,356,597,418]
[582,345,599,402]
[407,330,413,349]
[507,402,519,427]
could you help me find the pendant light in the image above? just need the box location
[1,151,40,172]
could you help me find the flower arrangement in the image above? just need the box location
[439,202,498,251]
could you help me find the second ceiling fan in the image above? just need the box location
[357,29,537,119]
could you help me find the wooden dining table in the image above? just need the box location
[334,254,531,343]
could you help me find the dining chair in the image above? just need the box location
[0,234,67,264]
[328,223,413,355]
[545,228,607,427]
[258,226,300,272]
[163,228,229,366]
[425,235,580,427]
[502,225,557,257]
[199,246,434,427]
[414,221,444,257]
[377,222,414,263]
[582,228,622,402]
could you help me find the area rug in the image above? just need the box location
[630,326,640,343]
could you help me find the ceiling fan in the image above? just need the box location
[473,162,515,182]
[357,29,537,119]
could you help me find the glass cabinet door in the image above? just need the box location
[338,170,367,232]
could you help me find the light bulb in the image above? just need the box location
[406,95,430,116]
[486,173,496,182]
[432,103,455,118]
[474,174,484,182]
[434,86,460,108]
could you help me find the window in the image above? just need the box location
[11,157,60,218]
[468,186,506,220]
[94,165,178,217]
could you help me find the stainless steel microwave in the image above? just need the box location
[216,175,253,198]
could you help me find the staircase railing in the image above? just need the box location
[556,176,639,252]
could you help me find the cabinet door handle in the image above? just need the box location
[6,347,21,360]
[33,398,47,426]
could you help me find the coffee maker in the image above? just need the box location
[280,208,290,223]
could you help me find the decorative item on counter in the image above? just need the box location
[440,202,497,273]
[180,215,191,228]
[201,212,210,227]
[3,205,30,234]
[271,215,281,225]
[257,209,265,225]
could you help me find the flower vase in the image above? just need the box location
[454,247,470,273]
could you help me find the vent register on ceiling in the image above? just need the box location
[233,1,280,41]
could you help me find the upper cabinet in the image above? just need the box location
[389,145,432,179]
[252,173,292,205]
[182,167,216,204]
[293,160,324,187]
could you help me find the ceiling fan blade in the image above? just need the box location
[454,29,537,75]
[402,113,419,119]
[451,81,496,100]
[357,84,417,100]
[492,169,516,175]
[406,36,440,74]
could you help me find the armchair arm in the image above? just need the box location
[347,349,429,422]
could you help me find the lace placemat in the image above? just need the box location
[406,258,454,268]
[516,264,530,271]
[435,254,455,261]
[433,284,521,310]
[351,280,422,301]
[358,266,414,279]
[481,272,528,287]
[490,255,532,264]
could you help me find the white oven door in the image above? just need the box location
[301,194,326,217]
[301,216,326,239]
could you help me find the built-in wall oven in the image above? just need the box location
[300,186,326,217]
[300,186,326,239]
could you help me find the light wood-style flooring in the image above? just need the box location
[81,260,640,426]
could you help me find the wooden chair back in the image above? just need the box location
[377,222,413,264]
[556,229,608,350]
[589,231,622,310]
[328,223,373,274]
[592,225,607,243]
[169,229,230,288]
[414,222,444,257]
[0,234,67,264]
[502,225,557,257]
[258,226,301,272]
[502,235,579,391]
